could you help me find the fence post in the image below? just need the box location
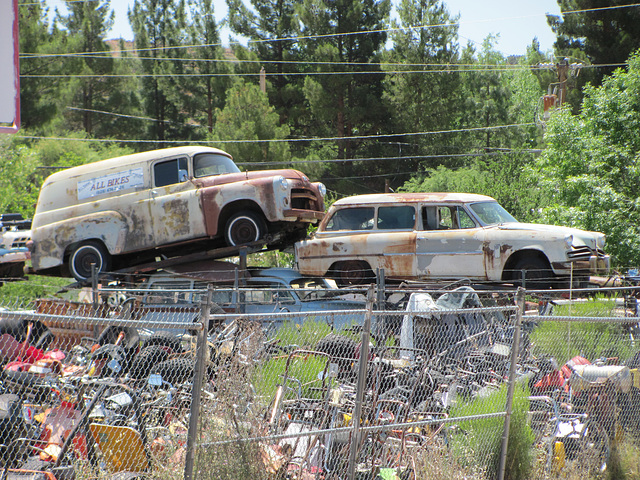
[347,285,375,480]
[498,287,525,480]
[375,268,385,337]
[91,263,100,338]
[184,284,212,480]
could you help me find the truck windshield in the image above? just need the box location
[193,153,241,177]
[468,202,517,226]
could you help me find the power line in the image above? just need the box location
[19,62,625,79]
[19,51,617,73]
[21,0,99,4]
[20,52,532,69]
[237,150,541,168]
[19,2,640,58]
[66,106,202,126]
[16,122,535,145]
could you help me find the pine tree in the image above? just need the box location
[184,0,230,134]
[298,0,391,156]
[129,0,190,145]
[382,0,461,184]
[57,0,116,135]
[547,0,640,83]
[225,0,304,128]
[18,0,66,130]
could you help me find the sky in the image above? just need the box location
[46,0,563,56]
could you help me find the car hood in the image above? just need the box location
[197,169,310,187]
[491,222,605,248]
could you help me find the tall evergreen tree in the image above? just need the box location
[547,0,640,83]
[129,0,190,145]
[457,37,512,150]
[382,0,461,186]
[210,80,291,164]
[184,0,230,134]
[18,0,67,130]
[57,0,116,135]
[225,0,303,128]
[295,0,391,193]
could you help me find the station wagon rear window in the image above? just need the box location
[377,206,415,230]
[325,207,375,231]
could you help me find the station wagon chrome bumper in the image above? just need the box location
[554,253,610,275]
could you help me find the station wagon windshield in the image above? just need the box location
[193,153,241,177]
[290,277,342,301]
[468,202,517,226]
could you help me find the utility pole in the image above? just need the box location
[537,58,583,122]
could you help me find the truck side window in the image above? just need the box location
[154,157,188,187]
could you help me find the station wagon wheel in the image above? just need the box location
[512,256,553,290]
[332,260,375,287]
[224,211,266,246]
[69,241,111,281]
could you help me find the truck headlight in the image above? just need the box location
[274,176,288,191]
[317,183,327,197]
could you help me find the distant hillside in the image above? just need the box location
[105,39,135,56]
[104,39,235,60]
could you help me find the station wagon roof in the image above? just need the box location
[331,192,495,206]
[43,146,231,182]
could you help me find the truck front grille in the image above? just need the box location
[291,188,319,210]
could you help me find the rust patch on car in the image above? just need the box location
[332,242,344,252]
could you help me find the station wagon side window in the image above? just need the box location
[325,207,375,231]
[154,157,189,187]
[242,284,295,305]
[377,206,416,230]
[456,207,477,229]
[422,206,451,230]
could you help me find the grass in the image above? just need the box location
[253,352,331,402]
[449,383,535,480]
[270,318,333,349]
[530,295,635,364]
[0,274,74,306]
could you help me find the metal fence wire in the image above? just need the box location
[0,284,640,480]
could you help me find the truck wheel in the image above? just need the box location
[224,211,266,246]
[332,261,375,286]
[69,241,111,281]
[512,256,553,290]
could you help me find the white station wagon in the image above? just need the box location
[295,193,610,288]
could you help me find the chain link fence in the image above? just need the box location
[0,282,639,479]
